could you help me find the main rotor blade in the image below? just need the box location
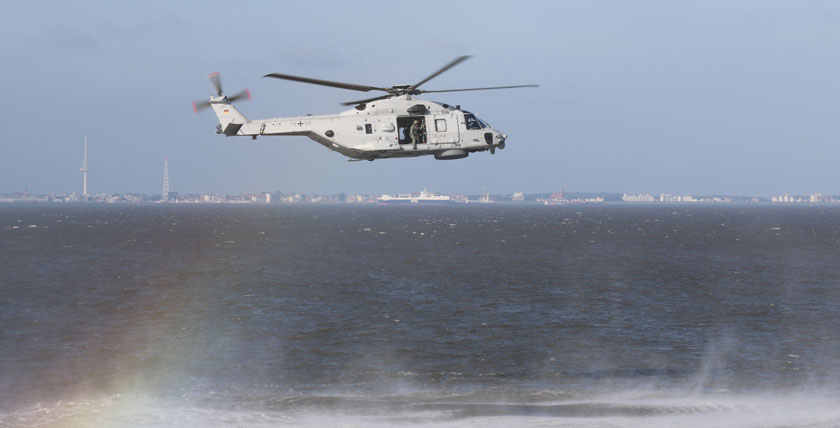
[208,72,223,96]
[418,84,540,94]
[193,100,212,113]
[227,89,251,103]
[340,94,393,106]
[263,73,390,93]
[409,55,471,91]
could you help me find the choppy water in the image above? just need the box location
[1,204,839,427]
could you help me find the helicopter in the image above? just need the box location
[193,56,537,161]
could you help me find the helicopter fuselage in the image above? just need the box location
[209,95,506,160]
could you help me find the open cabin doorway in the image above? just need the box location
[397,116,426,145]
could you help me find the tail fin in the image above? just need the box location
[210,100,248,136]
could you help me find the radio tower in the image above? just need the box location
[79,135,89,197]
[162,159,170,202]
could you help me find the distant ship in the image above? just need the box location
[377,188,456,205]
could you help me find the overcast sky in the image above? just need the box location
[1,0,839,196]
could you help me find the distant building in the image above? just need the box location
[450,194,468,203]
[771,194,803,203]
[623,193,655,202]
[660,194,695,202]
[249,193,271,203]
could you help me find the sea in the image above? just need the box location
[1,203,839,428]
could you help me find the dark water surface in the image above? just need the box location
[1,204,839,427]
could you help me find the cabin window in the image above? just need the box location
[365,123,372,134]
[464,113,482,130]
[435,119,447,132]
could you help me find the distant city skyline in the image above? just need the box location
[9,139,838,201]
[3,186,838,204]
[2,1,840,196]
[7,144,840,203]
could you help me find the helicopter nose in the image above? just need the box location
[495,133,507,149]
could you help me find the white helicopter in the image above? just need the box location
[193,56,537,161]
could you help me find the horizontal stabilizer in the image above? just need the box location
[223,122,243,136]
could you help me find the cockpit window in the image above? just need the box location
[478,118,490,128]
[464,113,482,130]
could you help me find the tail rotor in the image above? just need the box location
[193,72,250,113]
[208,72,223,97]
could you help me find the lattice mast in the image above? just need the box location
[79,135,89,197]
[162,159,170,201]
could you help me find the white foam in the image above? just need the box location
[2,392,839,428]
